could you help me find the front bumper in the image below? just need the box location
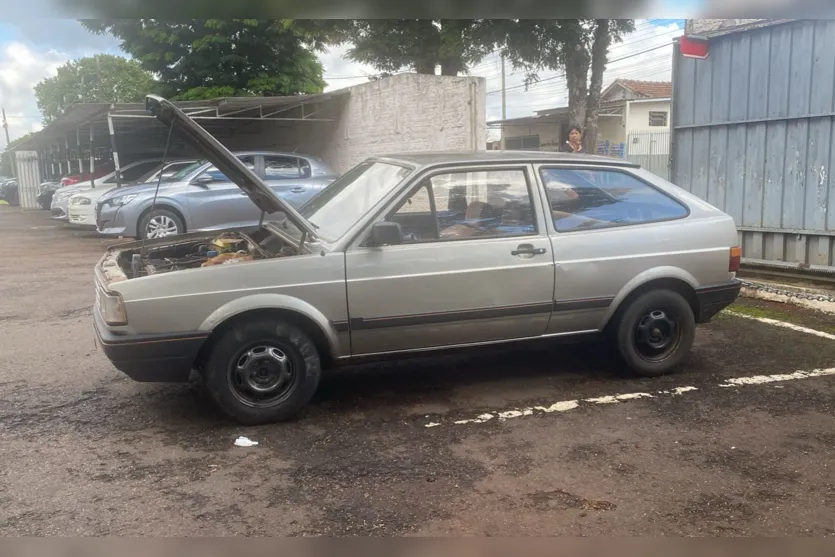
[96,203,132,237]
[93,309,209,383]
[695,279,742,323]
[68,204,97,227]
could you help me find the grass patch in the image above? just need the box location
[724,300,835,334]
[725,303,792,321]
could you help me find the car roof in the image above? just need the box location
[372,150,640,169]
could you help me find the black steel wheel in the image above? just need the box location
[615,289,695,377]
[203,318,322,424]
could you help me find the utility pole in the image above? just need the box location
[500,55,506,151]
[1,108,9,146]
[2,108,14,178]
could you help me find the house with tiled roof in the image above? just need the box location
[489,78,672,165]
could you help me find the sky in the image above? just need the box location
[0,19,684,146]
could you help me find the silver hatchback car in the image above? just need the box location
[95,152,338,239]
[94,96,742,424]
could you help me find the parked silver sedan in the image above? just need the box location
[93,95,742,424]
[95,152,338,239]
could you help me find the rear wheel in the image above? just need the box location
[202,318,322,424]
[139,208,184,239]
[615,289,695,377]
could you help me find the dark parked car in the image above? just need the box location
[37,181,62,210]
[0,179,18,206]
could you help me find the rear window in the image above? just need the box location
[540,168,688,233]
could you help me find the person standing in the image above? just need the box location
[560,125,584,153]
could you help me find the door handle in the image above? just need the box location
[511,244,547,256]
[291,187,307,193]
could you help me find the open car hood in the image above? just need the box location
[145,95,318,239]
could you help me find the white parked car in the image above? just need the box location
[51,159,165,221]
[67,160,197,227]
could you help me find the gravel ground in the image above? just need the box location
[1,206,835,536]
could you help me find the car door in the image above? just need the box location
[344,164,555,355]
[262,154,320,209]
[536,164,692,334]
[187,155,261,230]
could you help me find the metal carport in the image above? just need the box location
[12,93,348,209]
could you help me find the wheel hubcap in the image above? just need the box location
[146,215,178,238]
[634,309,680,361]
[229,345,296,407]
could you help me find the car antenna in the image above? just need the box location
[138,120,175,265]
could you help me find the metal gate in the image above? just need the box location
[626,131,670,181]
[15,150,41,210]
[671,20,835,270]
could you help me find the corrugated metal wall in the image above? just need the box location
[15,151,41,210]
[672,20,835,269]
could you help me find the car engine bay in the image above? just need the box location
[99,227,303,283]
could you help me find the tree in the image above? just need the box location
[502,19,634,152]
[34,54,157,123]
[82,19,326,100]
[289,20,500,76]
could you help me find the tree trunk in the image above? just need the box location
[440,59,463,75]
[584,19,611,154]
[561,23,590,141]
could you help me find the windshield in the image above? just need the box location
[300,161,413,242]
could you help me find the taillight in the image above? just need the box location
[729,246,742,272]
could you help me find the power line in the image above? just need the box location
[486,41,673,96]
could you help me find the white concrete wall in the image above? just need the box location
[502,120,562,150]
[597,116,625,145]
[321,74,487,173]
[626,100,671,134]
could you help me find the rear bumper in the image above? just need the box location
[93,310,209,382]
[695,279,742,323]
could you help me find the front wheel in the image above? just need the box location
[615,289,695,377]
[202,319,322,424]
[139,208,184,240]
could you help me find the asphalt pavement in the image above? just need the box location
[1,206,835,536]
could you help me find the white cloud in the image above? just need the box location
[320,44,379,92]
[0,41,66,143]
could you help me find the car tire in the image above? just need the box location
[615,289,695,378]
[202,318,322,424]
[139,208,184,240]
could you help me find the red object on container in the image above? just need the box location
[680,36,709,60]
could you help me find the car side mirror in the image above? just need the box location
[191,175,213,187]
[368,221,403,247]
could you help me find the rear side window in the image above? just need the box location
[264,155,311,180]
[540,168,688,233]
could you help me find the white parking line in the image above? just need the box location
[725,310,835,341]
[423,368,835,428]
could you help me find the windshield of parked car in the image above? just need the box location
[299,161,413,242]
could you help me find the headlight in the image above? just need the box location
[70,197,91,205]
[107,194,137,206]
[97,288,127,326]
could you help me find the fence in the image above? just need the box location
[626,130,670,181]
[596,140,625,159]
[671,21,835,270]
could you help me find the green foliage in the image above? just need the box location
[288,20,500,76]
[33,54,157,123]
[82,19,326,100]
